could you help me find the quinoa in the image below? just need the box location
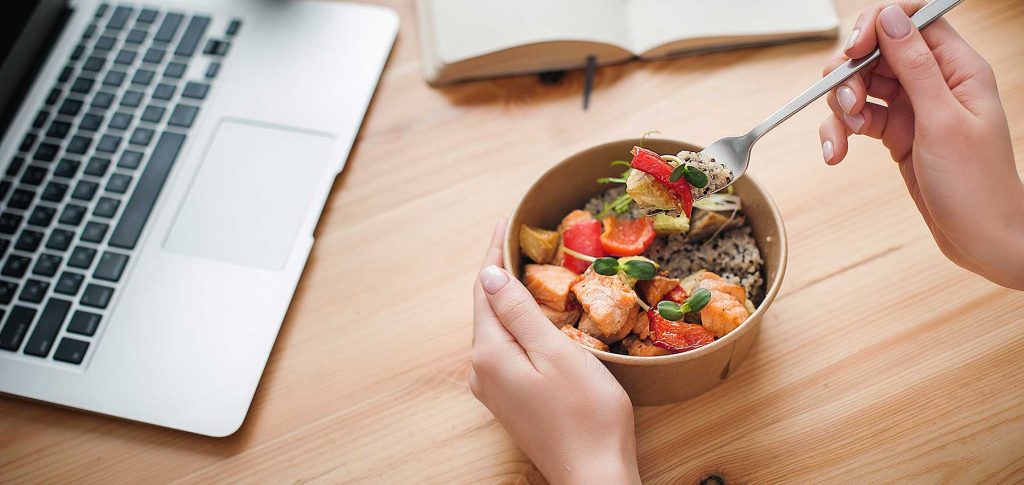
[585,188,765,303]
[676,150,733,200]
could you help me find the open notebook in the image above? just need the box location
[417,0,839,85]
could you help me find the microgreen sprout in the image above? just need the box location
[590,257,657,280]
[669,164,709,188]
[596,193,633,218]
[656,288,712,321]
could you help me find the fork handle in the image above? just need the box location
[747,0,964,141]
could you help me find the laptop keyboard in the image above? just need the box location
[0,4,240,365]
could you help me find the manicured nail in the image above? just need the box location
[822,139,834,162]
[480,265,508,294]
[837,86,857,114]
[843,112,865,133]
[879,5,912,39]
[844,28,860,51]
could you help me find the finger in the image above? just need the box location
[834,72,867,116]
[480,218,507,270]
[474,220,518,348]
[843,3,887,59]
[826,92,866,135]
[865,72,900,102]
[479,265,567,362]
[819,114,850,165]
[876,5,959,116]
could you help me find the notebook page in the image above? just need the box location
[626,0,838,54]
[426,0,634,64]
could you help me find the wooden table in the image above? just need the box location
[3,0,1023,482]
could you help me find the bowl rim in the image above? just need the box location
[504,137,788,367]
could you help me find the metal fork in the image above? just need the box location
[699,0,964,191]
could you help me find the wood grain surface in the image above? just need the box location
[3,0,1023,483]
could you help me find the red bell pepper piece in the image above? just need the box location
[647,310,715,353]
[629,146,694,217]
[599,216,656,257]
[561,219,604,273]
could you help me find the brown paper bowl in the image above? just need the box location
[505,138,787,406]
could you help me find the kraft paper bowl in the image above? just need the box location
[505,138,787,406]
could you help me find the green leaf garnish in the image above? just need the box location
[669,164,687,183]
[593,257,620,276]
[657,300,684,321]
[610,160,631,168]
[682,166,709,188]
[597,177,628,184]
[621,260,656,280]
[597,194,633,218]
[682,288,712,313]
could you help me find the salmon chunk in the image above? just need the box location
[571,271,638,342]
[561,325,609,352]
[579,312,632,344]
[623,336,671,357]
[698,272,750,338]
[524,264,578,311]
[631,310,650,340]
[540,304,582,327]
[636,276,681,306]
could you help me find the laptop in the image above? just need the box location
[0,0,397,436]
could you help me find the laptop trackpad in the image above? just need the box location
[164,119,335,270]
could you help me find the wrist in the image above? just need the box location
[555,449,641,485]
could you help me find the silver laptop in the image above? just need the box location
[0,0,397,436]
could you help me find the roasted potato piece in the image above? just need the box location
[519,224,560,263]
[687,209,745,242]
[636,276,681,307]
[626,170,678,211]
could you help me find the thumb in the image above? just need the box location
[876,5,958,116]
[479,265,566,356]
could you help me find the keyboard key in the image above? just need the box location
[46,229,74,251]
[58,65,73,83]
[131,69,155,86]
[71,44,85,61]
[94,197,120,218]
[28,205,56,227]
[8,190,33,209]
[154,13,184,43]
[121,90,144,108]
[96,134,122,153]
[0,281,16,305]
[109,112,132,130]
[226,19,241,36]
[32,110,49,129]
[202,39,229,56]
[15,230,43,251]
[164,61,186,79]
[58,98,83,117]
[205,61,220,79]
[54,337,89,364]
[34,142,60,161]
[32,254,62,277]
[143,47,165,64]
[80,284,114,308]
[0,213,22,234]
[2,255,30,278]
[182,81,209,100]
[137,8,158,24]
[0,306,36,351]
[119,150,143,169]
[19,279,49,303]
[19,133,37,152]
[60,204,87,226]
[70,76,94,94]
[168,104,198,128]
[83,23,97,38]
[7,157,25,176]
[67,135,92,154]
[41,182,68,202]
[21,165,48,185]
[46,120,70,139]
[115,49,137,65]
[130,127,154,146]
[83,55,106,71]
[45,88,61,105]
[0,182,9,201]
[102,70,126,87]
[106,173,132,193]
[53,158,80,178]
[153,83,176,100]
[94,251,129,281]
[69,246,97,269]
[56,272,85,296]
[94,4,108,17]
[80,113,104,131]
[92,91,115,109]
[109,132,184,249]
[95,35,117,51]
[84,157,110,177]
[72,180,99,201]
[107,6,133,30]
[126,29,147,44]
[81,221,109,242]
[140,105,165,123]
[23,298,71,357]
[175,16,210,57]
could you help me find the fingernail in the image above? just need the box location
[880,5,912,39]
[842,112,865,133]
[844,28,860,51]
[480,265,508,294]
[837,86,857,113]
[822,139,834,162]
